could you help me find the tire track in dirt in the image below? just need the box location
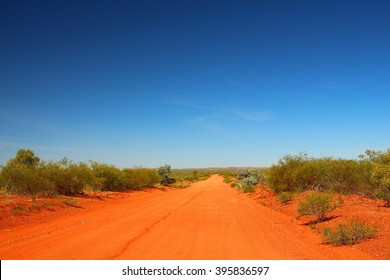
[108,189,206,259]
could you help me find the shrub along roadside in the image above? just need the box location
[0,149,161,199]
[297,192,336,223]
[235,169,258,193]
[322,220,377,245]
[267,149,390,206]
[277,192,294,204]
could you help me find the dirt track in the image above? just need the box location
[0,175,373,259]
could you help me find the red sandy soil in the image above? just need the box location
[0,175,388,260]
[248,186,390,259]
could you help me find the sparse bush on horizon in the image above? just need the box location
[171,168,212,183]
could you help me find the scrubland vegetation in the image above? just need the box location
[1,148,389,247]
[0,150,206,199]
[267,149,390,205]
[229,149,390,245]
[322,220,377,245]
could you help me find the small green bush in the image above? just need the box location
[277,192,293,204]
[237,169,254,180]
[241,185,256,193]
[62,198,79,207]
[371,162,390,206]
[238,176,258,193]
[156,164,176,185]
[297,193,335,222]
[13,204,28,212]
[223,177,232,184]
[375,185,390,207]
[323,220,377,245]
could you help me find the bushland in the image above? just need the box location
[267,149,390,205]
[0,149,160,199]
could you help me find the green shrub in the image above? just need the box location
[47,160,98,195]
[156,164,176,185]
[375,185,390,207]
[172,182,189,189]
[190,170,198,181]
[267,153,309,193]
[0,149,164,198]
[297,193,335,222]
[323,220,377,245]
[235,168,265,193]
[171,168,212,182]
[237,168,267,185]
[371,163,390,206]
[122,168,159,190]
[13,204,28,212]
[223,177,232,184]
[268,152,375,195]
[63,198,79,207]
[0,162,55,200]
[277,192,293,204]
[237,176,258,193]
[90,161,123,191]
[237,169,254,180]
[240,185,256,193]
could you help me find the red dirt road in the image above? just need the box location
[0,175,373,259]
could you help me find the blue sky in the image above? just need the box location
[1,0,389,168]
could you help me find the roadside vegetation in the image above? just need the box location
[322,220,377,245]
[226,168,267,193]
[171,168,212,183]
[1,148,388,247]
[276,192,294,204]
[263,148,390,245]
[267,149,390,206]
[0,149,207,200]
[222,149,389,246]
[297,192,337,223]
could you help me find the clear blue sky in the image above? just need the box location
[1,0,389,168]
